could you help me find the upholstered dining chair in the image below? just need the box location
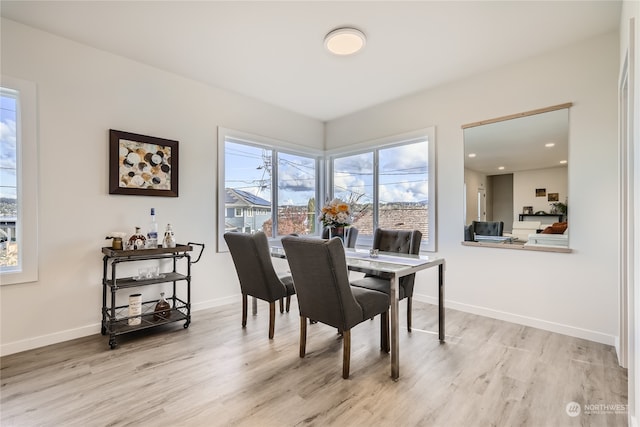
[471,220,504,237]
[351,228,422,332]
[321,226,359,248]
[281,236,390,379]
[224,231,296,339]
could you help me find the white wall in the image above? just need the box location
[0,19,324,355]
[513,167,567,223]
[327,32,620,345]
[464,168,486,224]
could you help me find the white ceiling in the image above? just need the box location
[464,107,569,175]
[1,1,621,122]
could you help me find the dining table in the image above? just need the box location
[270,244,445,380]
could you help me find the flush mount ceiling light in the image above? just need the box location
[324,27,366,56]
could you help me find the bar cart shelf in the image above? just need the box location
[101,243,204,349]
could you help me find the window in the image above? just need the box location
[1,76,38,284]
[329,128,436,251]
[234,208,242,217]
[218,128,321,251]
[218,127,435,252]
[277,151,317,235]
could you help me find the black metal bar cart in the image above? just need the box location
[101,242,204,349]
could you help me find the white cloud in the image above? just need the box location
[0,119,17,170]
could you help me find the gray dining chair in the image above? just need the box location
[321,226,359,248]
[281,235,389,379]
[471,220,504,237]
[224,231,296,339]
[351,228,422,332]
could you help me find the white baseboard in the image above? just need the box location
[0,324,100,357]
[0,295,239,357]
[614,336,623,367]
[413,293,617,346]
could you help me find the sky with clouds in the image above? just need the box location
[0,94,17,200]
[225,139,428,207]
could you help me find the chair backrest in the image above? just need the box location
[321,227,359,248]
[471,221,504,237]
[281,236,363,330]
[372,228,422,255]
[224,231,287,302]
[371,228,422,295]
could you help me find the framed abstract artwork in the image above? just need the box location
[109,129,179,197]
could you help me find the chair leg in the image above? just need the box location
[380,310,390,353]
[407,297,412,332]
[268,302,276,339]
[300,316,307,357]
[242,294,248,328]
[342,329,351,379]
[286,295,291,312]
[279,298,284,313]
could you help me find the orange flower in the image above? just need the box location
[320,198,352,227]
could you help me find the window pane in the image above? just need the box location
[0,91,18,269]
[333,152,373,235]
[224,140,272,236]
[378,140,429,240]
[277,152,316,236]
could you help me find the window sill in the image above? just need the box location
[461,241,572,253]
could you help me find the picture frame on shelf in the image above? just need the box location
[523,206,534,215]
[109,129,179,197]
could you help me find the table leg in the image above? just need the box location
[390,275,400,380]
[439,262,445,343]
[252,296,257,315]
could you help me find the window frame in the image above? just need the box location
[217,127,324,252]
[1,76,39,285]
[326,128,437,252]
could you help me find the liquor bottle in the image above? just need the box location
[128,227,146,250]
[163,223,176,248]
[147,208,158,248]
[154,292,171,321]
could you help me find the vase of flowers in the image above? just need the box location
[320,198,352,244]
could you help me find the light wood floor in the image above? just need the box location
[1,300,627,426]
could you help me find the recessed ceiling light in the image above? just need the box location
[560,160,568,164]
[468,153,476,158]
[545,143,555,147]
[324,27,366,56]
[498,166,505,170]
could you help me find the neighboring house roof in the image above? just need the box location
[225,188,270,208]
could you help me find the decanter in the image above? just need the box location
[128,227,146,250]
[154,292,171,321]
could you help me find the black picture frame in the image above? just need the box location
[109,129,179,197]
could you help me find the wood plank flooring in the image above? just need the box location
[0,300,627,426]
